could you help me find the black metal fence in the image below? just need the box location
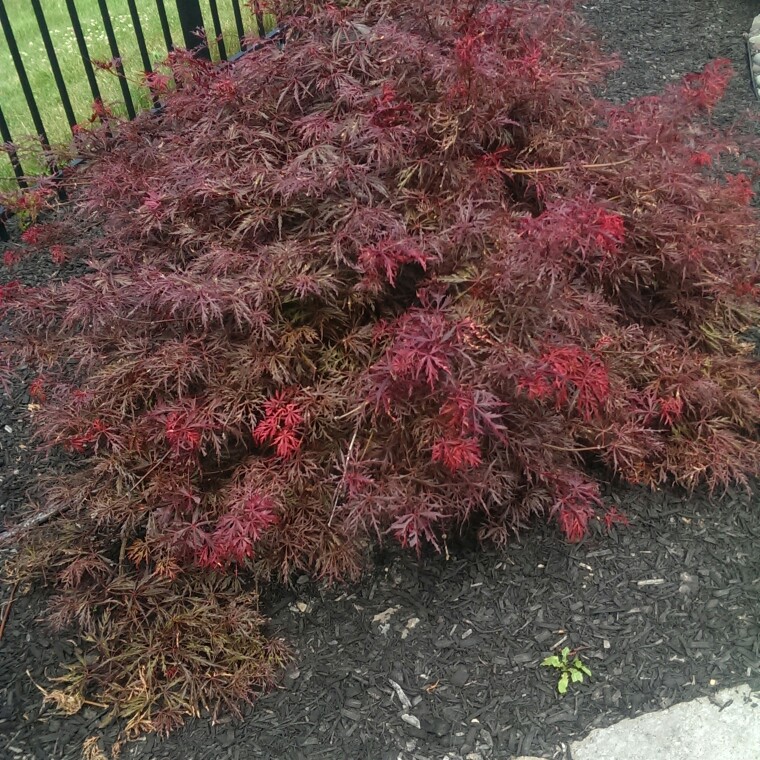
[0,0,269,189]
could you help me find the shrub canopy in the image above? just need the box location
[2,0,760,737]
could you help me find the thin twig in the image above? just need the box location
[328,422,360,527]
[504,158,632,175]
[334,402,367,421]
[544,443,603,453]
[0,504,67,548]
[0,454,169,549]
[122,450,171,495]
[118,533,128,573]
[0,581,19,641]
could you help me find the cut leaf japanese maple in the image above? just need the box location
[2,0,760,738]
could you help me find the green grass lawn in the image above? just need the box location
[0,0,268,189]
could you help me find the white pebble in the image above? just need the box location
[401,713,421,729]
[372,606,399,625]
[3,425,11,433]
[389,679,412,710]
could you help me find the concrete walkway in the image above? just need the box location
[517,684,760,760]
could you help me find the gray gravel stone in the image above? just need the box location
[571,685,760,760]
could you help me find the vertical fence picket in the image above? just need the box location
[30,0,78,131]
[155,0,175,54]
[64,0,103,106]
[230,0,246,47]
[175,0,211,60]
[126,0,155,75]
[0,104,23,240]
[0,0,50,148]
[252,0,266,40]
[0,105,25,187]
[208,0,227,61]
[95,0,136,119]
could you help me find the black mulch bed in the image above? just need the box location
[2,1,760,758]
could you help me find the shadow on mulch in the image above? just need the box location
[2,0,760,759]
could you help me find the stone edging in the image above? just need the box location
[748,14,760,97]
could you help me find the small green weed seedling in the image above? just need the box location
[541,647,592,694]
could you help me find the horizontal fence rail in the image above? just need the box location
[0,0,275,200]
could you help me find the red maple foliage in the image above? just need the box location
[252,390,304,459]
[28,375,46,402]
[2,0,760,738]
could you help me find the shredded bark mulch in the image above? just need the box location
[2,1,760,758]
